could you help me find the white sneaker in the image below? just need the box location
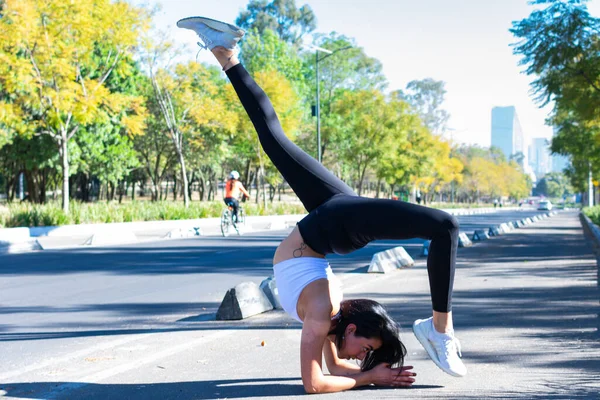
[413,317,467,377]
[176,17,245,50]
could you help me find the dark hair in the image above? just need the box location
[328,299,406,371]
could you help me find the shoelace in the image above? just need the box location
[195,32,212,62]
[440,335,462,358]
[195,28,213,51]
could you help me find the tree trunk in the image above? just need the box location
[375,178,381,198]
[198,176,205,201]
[172,175,178,201]
[60,135,69,213]
[176,149,189,207]
[254,166,260,204]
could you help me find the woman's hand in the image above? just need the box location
[367,364,416,387]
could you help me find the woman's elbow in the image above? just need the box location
[303,379,324,394]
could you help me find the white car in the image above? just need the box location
[538,200,553,211]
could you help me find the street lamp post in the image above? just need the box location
[309,44,352,163]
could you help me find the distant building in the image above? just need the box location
[528,138,552,179]
[551,154,570,173]
[491,106,525,163]
[549,127,570,173]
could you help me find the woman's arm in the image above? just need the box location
[322,337,362,376]
[301,318,373,394]
[237,181,250,198]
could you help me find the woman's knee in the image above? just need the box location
[437,212,459,238]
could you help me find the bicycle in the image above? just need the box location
[220,201,246,237]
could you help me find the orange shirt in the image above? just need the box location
[225,179,250,199]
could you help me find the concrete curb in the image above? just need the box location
[0,207,517,239]
[579,212,600,270]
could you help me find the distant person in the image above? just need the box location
[178,16,465,394]
[224,170,250,223]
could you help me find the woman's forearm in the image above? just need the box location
[326,361,362,376]
[304,371,372,394]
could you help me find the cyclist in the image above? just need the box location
[224,170,250,223]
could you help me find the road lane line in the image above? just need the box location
[44,329,239,399]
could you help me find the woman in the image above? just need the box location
[177,16,466,393]
[223,170,250,223]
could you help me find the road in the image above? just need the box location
[1,209,598,399]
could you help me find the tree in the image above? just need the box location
[305,33,387,161]
[0,0,149,212]
[511,0,600,192]
[225,68,303,205]
[235,0,316,46]
[396,79,450,135]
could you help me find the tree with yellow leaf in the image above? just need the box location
[225,68,303,206]
[0,0,149,212]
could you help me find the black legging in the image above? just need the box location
[226,64,458,313]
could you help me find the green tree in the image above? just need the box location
[235,0,316,45]
[511,0,600,191]
[396,79,450,135]
[0,0,149,212]
[304,33,387,160]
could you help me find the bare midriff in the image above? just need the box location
[273,225,325,264]
[273,226,341,321]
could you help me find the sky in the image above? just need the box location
[135,0,600,149]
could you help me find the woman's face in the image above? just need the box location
[338,324,382,361]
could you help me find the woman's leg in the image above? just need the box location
[324,195,458,318]
[323,195,465,376]
[212,47,357,213]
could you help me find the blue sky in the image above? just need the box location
[137,0,600,149]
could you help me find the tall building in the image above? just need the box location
[491,106,525,162]
[528,137,552,178]
[550,127,570,173]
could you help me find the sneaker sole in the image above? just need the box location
[176,16,245,37]
[412,320,465,377]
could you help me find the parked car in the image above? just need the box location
[538,200,553,211]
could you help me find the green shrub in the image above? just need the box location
[0,200,306,228]
[583,206,600,226]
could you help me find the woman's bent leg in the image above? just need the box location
[225,63,356,212]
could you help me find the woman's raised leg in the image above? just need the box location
[214,47,357,212]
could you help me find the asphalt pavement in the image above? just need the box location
[0,210,598,399]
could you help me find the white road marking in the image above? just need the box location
[43,329,239,399]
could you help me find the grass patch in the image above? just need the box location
[0,200,307,228]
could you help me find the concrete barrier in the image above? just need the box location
[488,226,502,236]
[368,246,414,273]
[260,276,281,309]
[164,227,202,239]
[0,239,43,254]
[472,230,490,241]
[500,223,512,233]
[421,240,431,256]
[0,227,42,253]
[458,232,472,247]
[579,213,600,272]
[83,230,137,246]
[216,281,274,320]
